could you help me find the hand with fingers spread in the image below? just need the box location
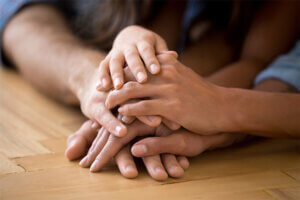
[96,25,170,91]
[105,53,235,136]
[65,120,189,181]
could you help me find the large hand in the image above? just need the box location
[77,68,127,137]
[78,120,187,175]
[106,53,233,135]
[97,25,169,90]
[65,120,189,180]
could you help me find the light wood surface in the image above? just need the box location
[0,67,299,200]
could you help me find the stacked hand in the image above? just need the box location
[66,26,246,180]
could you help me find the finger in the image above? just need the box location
[79,128,110,167]
[89,121,155,172]
[90,134,124,172]
[137,115,162,127]
[94,107,127,137]
[97,58,112,91]
[121,115,136,124]
[142,155,168,181]
[155,36,168,52]
[161,154,184,178]
[115,145,138,179]
[65,120,98,160]
[124,46,147,83]
[131,134,187,157]
[157,50,179,59]
[162,118,181,130]
[91,121,101,129]
[137,42,160,74]
[109,52,125,89]
[118,100,165,117]
[105,81,159,109]
[177,156,189,170]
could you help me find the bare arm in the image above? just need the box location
[2,4,130,137]
[2,4,105,104]
[207,0,299,88]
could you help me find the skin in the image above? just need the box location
[131,79,299,157]
[106,55,300,138]
[3,0,300,179]
[97,26,169,90]
[65,120,189,180]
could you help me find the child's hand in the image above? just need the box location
[97,25,169,91]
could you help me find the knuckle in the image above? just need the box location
[139,43,152,53]
[161,66,177,80]
[123,81,139,91]
[141,32,154,41]
[158,53,176,63]
[124,48,137,58]
[110,57,121,65]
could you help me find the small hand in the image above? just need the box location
[97,25,169,90]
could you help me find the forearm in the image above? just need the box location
[206,59,263,88]
[206,0,299,89]
[224,86,300,138]
[2,4,105,104]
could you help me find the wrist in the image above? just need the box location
[67,50,104,102]
[216,86,246,133]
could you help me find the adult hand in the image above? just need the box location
[106,53,234,135]
[131,129,248,157]
[79,120,186,175]
[97,25,169,90]
[77,68,127,137]
[65,120,189,180]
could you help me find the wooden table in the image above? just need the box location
[0,67,299,200]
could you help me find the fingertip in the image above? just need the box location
[168,166,184,178]
[131,144,147,157]
[152,167,168,181]
[178,157,190,170]
[149,64,160,74]
[123,165,138,179]
[65,136,86,161]
[90,160,100,172]
[113,77,124,90]
[114,124,127,137]
[136,72,147,83]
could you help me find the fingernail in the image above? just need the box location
[115,125,126,137]
[96,82,102,90]
[125,165,134,172]
[137,72,146,83]
[102,78,108,88]
[122,116,132,124]
[133,144,147,154]
[114,78,122,89]
[91,122,98,129]
[118,107,125,113]
[150,64,159,74]
[147,116,154,122]
[90,160,99,172]
[155,167,164,173]
[79,156,89,167]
